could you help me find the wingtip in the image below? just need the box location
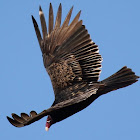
[31,16,38,27]
[7,115,13,123]
[11,113,15,116]
[71,5,74,11]
[49,3,53,12]
[79,10,81,15]
[39,6,43,16]
[7,116,10,120]
[7,116,18,127]
[31,15,35,21]
[59,3,62,10]
[50,3,52,8]
[69,5,74,16]
[137,75,140,79]
[39,5,42,11]
[7,116,13,123]
[7,115,25,128]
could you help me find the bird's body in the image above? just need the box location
[7,3,139,130]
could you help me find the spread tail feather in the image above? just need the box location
[98,66,139,95]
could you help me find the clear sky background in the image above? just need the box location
[0,0,140,140]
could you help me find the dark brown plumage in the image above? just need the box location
[7,3,139,130]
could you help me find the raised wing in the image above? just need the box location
[7,85,98,127]
[7,3,103,127]
[32,3,102,95]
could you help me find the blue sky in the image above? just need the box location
[0,0,140,139]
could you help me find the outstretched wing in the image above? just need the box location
[7,3,102,128]
[7,85,98,127]
[32,3,102,96]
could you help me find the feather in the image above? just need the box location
[61,6,73,28]
[49,3,54,34]
[32,16,43,51]
[39,6,47,41]
[54,3,62,29]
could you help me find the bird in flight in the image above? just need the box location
[7,3,139,131]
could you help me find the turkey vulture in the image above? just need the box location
[7,3,139,131]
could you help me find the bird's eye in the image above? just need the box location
[47,120,51,123]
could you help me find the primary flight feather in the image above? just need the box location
[7,3,139,131]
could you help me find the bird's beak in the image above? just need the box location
[45,126,49,131]
[46,115,52,131]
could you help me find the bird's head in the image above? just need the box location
[45,115,53,131]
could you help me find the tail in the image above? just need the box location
[98,66,139,95]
